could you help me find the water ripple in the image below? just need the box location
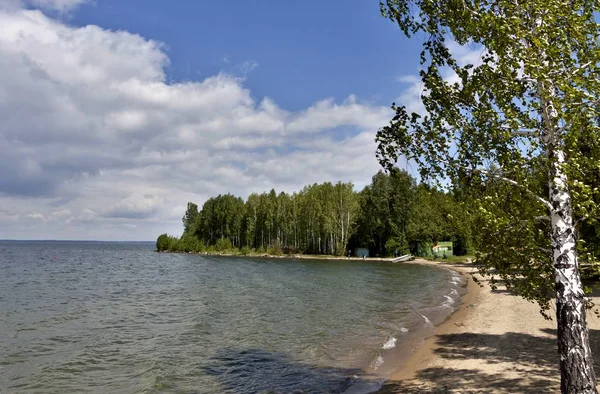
[0,241,459,393]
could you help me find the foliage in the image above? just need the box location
[215,237,233,252]
[182,202,199,235]
[180,233,204,253]
[156,233,171,252]
[267,243,283,256]
[157,170,472,257]
[377,0,600,312]
[377,0,600,390]
[352,169,415,255]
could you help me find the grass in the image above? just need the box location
[422,255,475,264]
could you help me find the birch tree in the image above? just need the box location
[377,0,600,392]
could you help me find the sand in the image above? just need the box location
[377,259,600,393]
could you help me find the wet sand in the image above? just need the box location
[377,259,600,393]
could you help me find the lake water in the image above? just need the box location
[0,241,465,393]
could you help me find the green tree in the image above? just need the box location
[378,0,600,390]
[182,202,199,235]
[156,233,180,252]
[354,169,416,256]
[156,233,170,251]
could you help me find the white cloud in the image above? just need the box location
[0,6,399,241]
[0,0,90,13]
[26,212,46,221]
[104,194,164,219]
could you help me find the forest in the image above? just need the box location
[156,169,475,257]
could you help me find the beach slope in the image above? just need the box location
[378,259,600,393]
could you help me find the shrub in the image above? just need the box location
[216,238,233,252]
[385,236,409,256]
[180,234,205,253]
[267,243,283,256]
[156,234,182,252]
[156,233,169,251]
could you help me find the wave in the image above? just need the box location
[410,306,434,327]
[371,355,384,370]
[381,337,396,350]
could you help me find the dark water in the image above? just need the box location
[0,241,465,393]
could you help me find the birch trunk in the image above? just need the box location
[533,38,597,388]
[549,148,597,394]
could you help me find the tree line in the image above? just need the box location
[156,168,473,256]
[377,0,600,390]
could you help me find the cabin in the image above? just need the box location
[413,241,454,257]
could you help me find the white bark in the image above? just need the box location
[538,72,598,393]
[548,147,597,393]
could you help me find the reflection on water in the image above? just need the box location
[0,241,462,393]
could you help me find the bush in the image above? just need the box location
[240,246,252,255]
[335,242,348,256]
[156,233,181,252]
[267,242,283,256]
[166,237,177,251]
[180,234,204,253]
[156,233,169,251]
[385,236,409,257]
[216,238,233,252]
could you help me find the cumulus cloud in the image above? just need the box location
[0,6,397,240]
[0,0,90,13]
[104,194,164,219]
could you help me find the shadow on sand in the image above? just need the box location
[377,328,600,393]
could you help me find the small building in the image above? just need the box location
[433,241,454,257]
[413,241,454,257]
[354,247,370,258]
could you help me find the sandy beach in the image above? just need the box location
[377,259,600,393]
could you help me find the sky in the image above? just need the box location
[0,0,450,241]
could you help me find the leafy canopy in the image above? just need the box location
[377,0,600,312]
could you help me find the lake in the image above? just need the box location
[0,241,464,393]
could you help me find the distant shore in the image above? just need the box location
[377,259,600,393]
[156,250,475,266]
[156,249,397,262]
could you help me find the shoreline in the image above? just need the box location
[375,259,481,389]
[376,259,600,393]
[158,250,400,262]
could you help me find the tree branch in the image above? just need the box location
[571,97,600,108]
[500,124,538,137]
[510,130,538,137]
[439,156,553,210]
[575,216,600,225]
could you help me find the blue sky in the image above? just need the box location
[0,0,448,241]
[71,0,421,110]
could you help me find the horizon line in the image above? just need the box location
[0,239,154,243]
